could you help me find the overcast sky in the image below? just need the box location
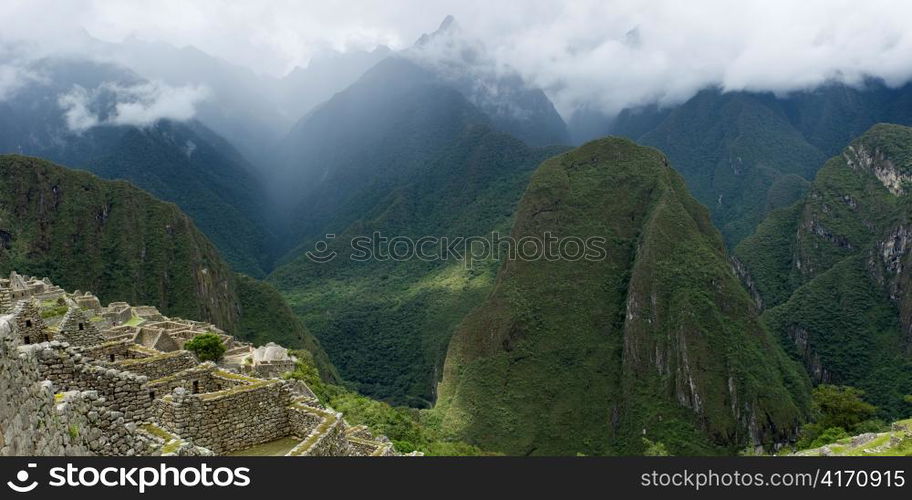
[3,0,912,115]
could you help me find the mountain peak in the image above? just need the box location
[415,15,458,46]
[438,14,456,32]
[434,137,810,455]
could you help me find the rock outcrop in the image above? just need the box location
[735,123,912,417]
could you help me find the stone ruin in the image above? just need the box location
[57,307,106,347]
[239,342,297,378]
[0,272,405,457]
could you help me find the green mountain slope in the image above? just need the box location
[637,90,825,244]
[735,123,912,417]
[434,138,810,455]
[0,154,335,380]
[273,57,490,243]
[271,124,564,406]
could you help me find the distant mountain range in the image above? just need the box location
[573,82,912,246]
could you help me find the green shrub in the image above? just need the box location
[804,427,850,449]
[184,333,226,362]
[811,385,877,431]
[796,385,880,449]
[642,438,670,456]
[852,419,888,434]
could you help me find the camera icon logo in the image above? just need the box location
[7,463,38,493]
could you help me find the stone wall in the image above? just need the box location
[82,340,144,363]
[0,313,87,455]
[30,342,152,423]
[10,300,51,345]
[135,328,181,352]
[116,350,197,380]
[155,379,293,454]
[287,403,351,456]
[0,314,151,456]
[135,423,212,457]
[74,294,102,312]
[146,363,235,397]
[103,303,132,324]
[54,390,158,456]
[2,273,406,457]
[254,360,296,378]
[0,289,12,314]
[345,426,395,456]
[57,308,105,347]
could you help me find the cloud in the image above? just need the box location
[0,61,44,101]
[58,86,99,131]
[3,0,912,117]
[467,0,912,115]
[0,64,28,100]
[58,80,209,132]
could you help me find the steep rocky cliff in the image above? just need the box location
[735,123,912,417]
[434,138,810,455]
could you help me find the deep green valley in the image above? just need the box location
[2,10,912,458]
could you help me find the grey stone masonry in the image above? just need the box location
[146,363,234,397]
[0,314,153,456]
[0,313,86,455]
[57,308,106,347]
[115,351,198,380]
[155,377,294,454]
[74,293,102,313]
[29,341,153,423]
[10,299,51,345]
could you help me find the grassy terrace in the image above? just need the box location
[127,344,160,356]
[794,419,912,456]
[39,299,69,319]
[140,423,184,455]
[123,316,145,327]
[211,369,262,384]
[148,364,223,387]
[227,437,302,456]
[197,378,275,401]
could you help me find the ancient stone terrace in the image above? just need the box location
[0,272,403,457]
[0,272,66,312]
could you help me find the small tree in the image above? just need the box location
[184,333,226,362]
[811,385,877,430]
[797,385,879,449]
